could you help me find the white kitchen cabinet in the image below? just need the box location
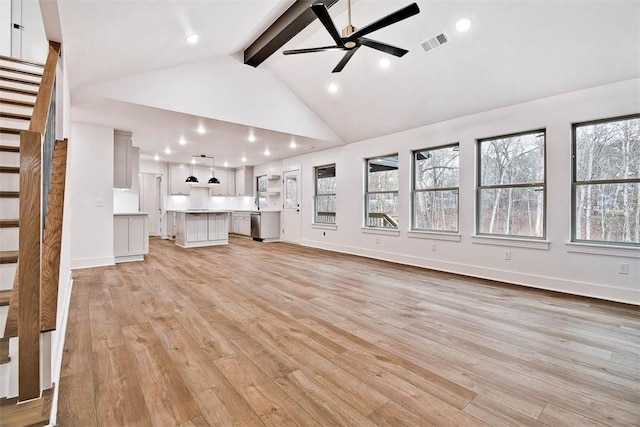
[235,167,253,196]
[186,213,208,242]
[210,168,228,196]
[208,213,228,241]
[175,211,230,247]
[169,164,191,195]
[114,130,133,188]
[114,213,149,263]
[231,211,251,236]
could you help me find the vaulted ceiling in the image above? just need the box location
[53,0,640,167]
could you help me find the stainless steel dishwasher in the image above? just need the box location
[250,212,261,240]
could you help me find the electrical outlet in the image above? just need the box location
[431,243,437,251]
[375,237,380,244]
[96,199,104,207]
[618,262,628,275]
[503,250,511,260]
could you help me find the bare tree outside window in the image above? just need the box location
[314,165,336,224]
[573,115,640,245]
[256,175,268,209]
[477,130,545,238]
[365,155,399,228]
[413,145,459,232]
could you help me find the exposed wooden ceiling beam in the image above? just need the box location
[244,0,340,68]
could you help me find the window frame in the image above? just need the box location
[314,164,336,225]
[364,153,399,229]
[256,175,267,209]
[571,113,640,246]
[411,143,460,233]
[476,129,547,239]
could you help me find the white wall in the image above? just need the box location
[113,147,139,213]
[68,122,115,268]
[272,79,640,305]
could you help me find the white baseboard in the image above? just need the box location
[301,239,640,305]
[70,256,115,270]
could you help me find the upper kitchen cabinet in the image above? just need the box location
[114,130,136,188]
[169,163,191,195]
[235,166,254,196]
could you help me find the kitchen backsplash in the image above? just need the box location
[166,188,256,211]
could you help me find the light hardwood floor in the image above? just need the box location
[57,237,640,426]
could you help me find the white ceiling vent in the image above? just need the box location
[421,32,450,52]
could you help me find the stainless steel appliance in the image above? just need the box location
[250,212,261,240]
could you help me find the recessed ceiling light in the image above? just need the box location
[456,18,472,32]
[264,149,271,156]
[379,58,391,69]
[186,34,199,44]
[179,138,186,145]
[328,83,338,94]
[154,154,160,161]
[196,126,205,135]
[223,161,228,167]
[289,140,297,149]
[164,148,171,154]
[241,156,247,163]
[248,134,256,143]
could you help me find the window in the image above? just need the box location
[477,130,545,238]
[365,154,399,229]
[412,144,459,232]
[314,164,336,224]
[256,175,267,209]
[572,115,640,245]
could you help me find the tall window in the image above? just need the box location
[365,154,399,229]
[477,130,545,238]
[573,115,640,245]
[413,144,459,232]
[256,175,267,209]
[314,164,336,224]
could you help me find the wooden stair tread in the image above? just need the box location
[0,250,18,264]
[0,54,45,68]
[0,85,38,97]
[0,219,19,227]
[0,166,19,173]
[0,98,34,108]
[0,76,40,87]
[0,65,43,79]
[0,145,19,153]
[0,112,30,121]
[0,289,10,306]
[0,387,53,426]
[0,191,19,198]
[0,127,21,135]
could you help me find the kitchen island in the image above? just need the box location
[171,210,231,248]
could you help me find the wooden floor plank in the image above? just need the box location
[56,238,640,427]
[56,370,98,427]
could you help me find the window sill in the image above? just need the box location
[471,235,550,250]
[312,223,337,231]
[407,231,461,242]
[361,227,400,237]
[565,242,640,259]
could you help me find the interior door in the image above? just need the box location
[10,0,48,61]
[282,169,301,244]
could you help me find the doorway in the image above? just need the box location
[282,169,301,244]
[139,173,162,236]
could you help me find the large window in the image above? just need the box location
[365,155,399,229]
[256,175,267,209]
[477,130,545,238]
[314,164,336,224]
[412,144,459,232]
[573,115,640,245]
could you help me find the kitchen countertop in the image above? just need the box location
[233,209,281,213]
[114,212,148,216]
[169,209,232,213]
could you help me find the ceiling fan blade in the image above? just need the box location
[359,38,408,57]
[283,46,344,55]
[349,3,420,40]
[332,47,360,73]
[311,2,345,47]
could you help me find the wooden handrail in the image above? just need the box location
[28,42,60,134]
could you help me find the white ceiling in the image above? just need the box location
[53,0,640,167]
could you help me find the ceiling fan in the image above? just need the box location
[283,0,420,73]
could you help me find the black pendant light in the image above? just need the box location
[186,154,221,185]
[185,174,198,183]
[208,176,220,185]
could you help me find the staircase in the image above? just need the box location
[0,44,65,426]
[0,54,42,377]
